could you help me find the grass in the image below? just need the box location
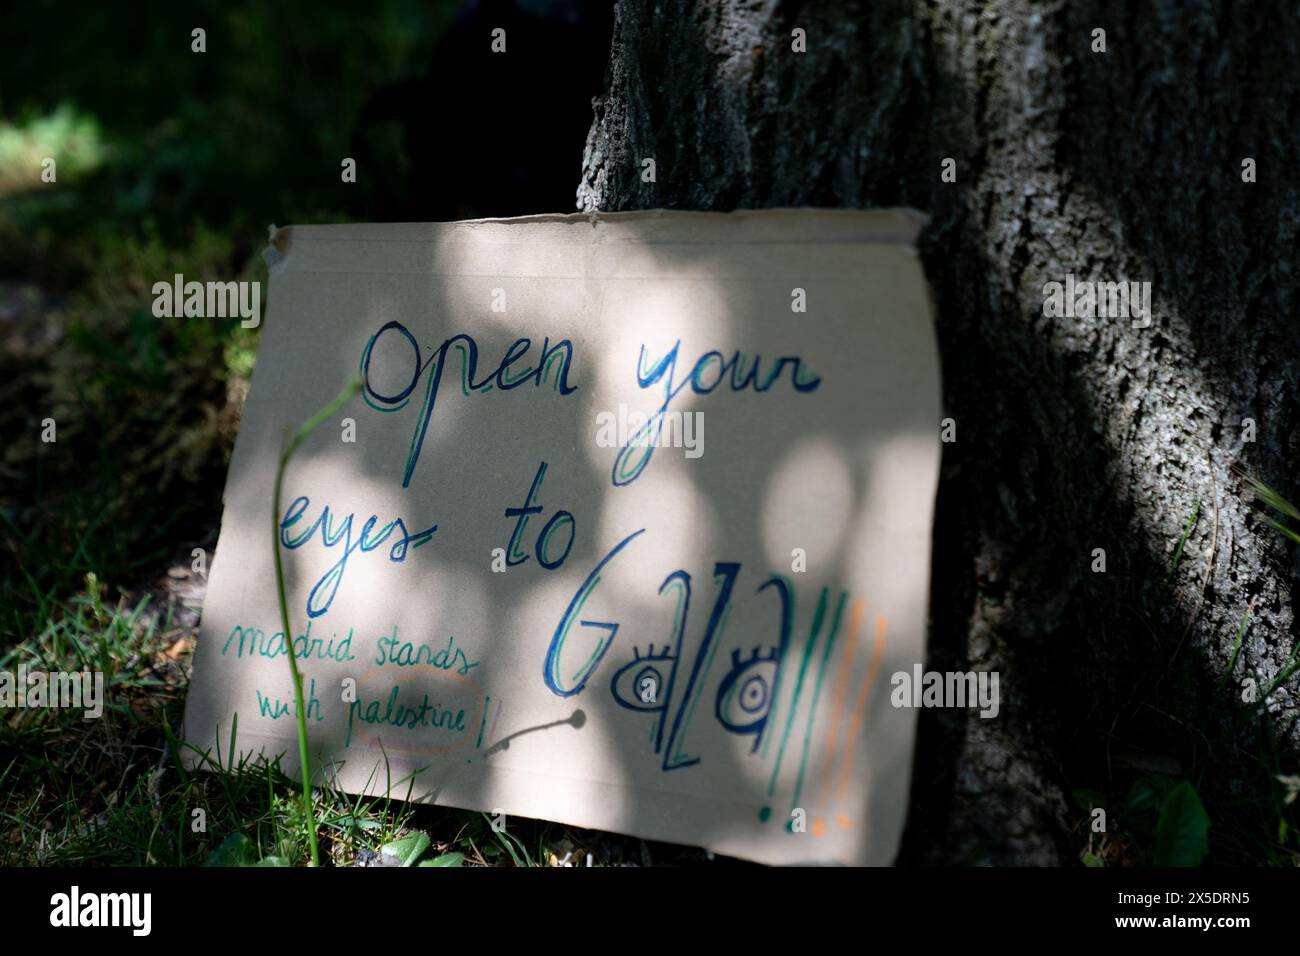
[1167,500,1200,582]
[1239,471,1300,546]
[0,575,707,867]
[0,226,257,644]
[0,103,106,199]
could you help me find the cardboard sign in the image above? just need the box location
[182,209,941,865]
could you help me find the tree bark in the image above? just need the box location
[578,0,1300,865]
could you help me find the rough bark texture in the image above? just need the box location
[577,0,1300,864]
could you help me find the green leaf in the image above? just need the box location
[1244,474,1300,523]
[1261,514,1300,545]
[202,833,256,868]
[1123,775,1174,816]
[380,831,431,867]
[1081,852,1105,867]
[1154,782,1210,866]
[255,855,292,867]
[418,852,465,868]
[337,816,382,831]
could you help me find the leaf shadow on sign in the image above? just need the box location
[184,210,941,866]
[393,710,589,807]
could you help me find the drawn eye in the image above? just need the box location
[715,647,779,747]
[610,645,674,712]
[737,674,769,713]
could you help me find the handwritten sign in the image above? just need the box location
[182,209,941,865]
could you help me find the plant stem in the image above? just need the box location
[272,375,362,867]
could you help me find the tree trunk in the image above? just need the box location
[577,0,1300,865]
